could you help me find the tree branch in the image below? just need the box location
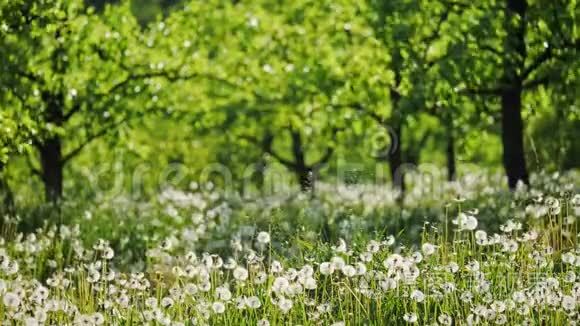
[522,46,552,80]
[239,134,298,170]
[61,106,160,163]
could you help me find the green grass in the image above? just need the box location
[0,171,578,325]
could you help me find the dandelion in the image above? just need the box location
[447,262,459,273]
[3,292,20,309]
[161,297,174,308]
[216,286,232,301]
[495,314,507,325]
[271,260,283,273]
[257,319,270,326]
[367,240,381,253]
[562,295,576,310]
[454,213,478,231]
[320,262,335,275]
[411,251,423,263]
[233,266,249,281]
[562,252,576,264]
[437,314,452,326]
[341,265,356,277]
[332,238,347,253]
[278,297,293,313]
[410,289,425,302]
[102,247,114,260]
[422,243,436,256]
[304,277,317,290]
[403,313,418,323]
[257,231,271,244]
[212,301,226,314]
[247,296,261,308]
[272,277,289,294]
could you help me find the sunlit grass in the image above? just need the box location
[0,172,578,325]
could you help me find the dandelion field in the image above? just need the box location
[0,172,578,325]
[1,0,580,325]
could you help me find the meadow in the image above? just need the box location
[0,171,578,325]
[1,0,579,325]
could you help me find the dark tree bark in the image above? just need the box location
[501,0,530,189]
[38,136,64,203]
[38,92,65,203]
[446,125,456,182]
[501,85,529,188]
[253,133,274,193]
[0,163,14,212]
[388,122,405,200]
[388,85,405,202]
[296,168,314,193]
[290,130,314,192]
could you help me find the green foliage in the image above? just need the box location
[0,0,578,200]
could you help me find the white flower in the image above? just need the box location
[341,265,356,277]
[437,313,452,326]
[3,292,20,309]
[257,232,271,244]
[102,247,114,260]
[161,297,174,308]
[562,295,576,310]
[495,314,507,325]
[145,297,158,308]
[277,297,293,313]
[332,238,347,253]
[233,267,249,281]
[403,313,418,323]
[254,271,268,284]
[257,319,270,326]
[271,260,283,273]
[411,251,423,263]
[562,252,576,265]
[248,17,259,28]
[422,243,436,256]
[212,301,226,314]
[331,256,346,270]
[447,262,459,273]
[410,289,425,302]
[366,240,381,253]
[355,262,367,275]
[216,286,232,301]
[475,230,487,241]
[466,260,480,272]
[272,277,289,294]
[304,277,317,290]
[502,240,519,253]
[454,213,478,231]
[92,313,104,325]
[320,262,335,275]
[246,296,261,309]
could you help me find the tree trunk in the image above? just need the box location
[296,168,314,193]
[501,85,529,189]
[0,163,14,213]
[290,130,315,192]
[446,126,456,181]
[388,83,405,202]
[38,136,64,203]
[388,122,405,202]
[39,91,65,203]
[501,0,529,189]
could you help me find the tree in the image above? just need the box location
[0,0,232,202]
[350,0,467,200]
[187,0,382,192]
[458,0,579,189]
